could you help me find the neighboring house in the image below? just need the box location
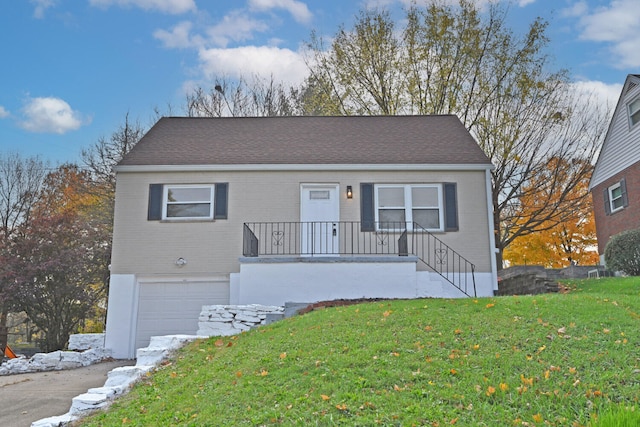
[590,74,640,264]
[105,115,498,358]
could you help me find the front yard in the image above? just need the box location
[81,277,639,426]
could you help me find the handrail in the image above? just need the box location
[242,221,476,297]
[408,223,476,297]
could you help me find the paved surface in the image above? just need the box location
[0,360,134,427]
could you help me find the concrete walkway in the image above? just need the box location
[0,359,133,427]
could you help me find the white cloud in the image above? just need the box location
[206,11,269,48]
[89,0,196,14]
[576,0,640,68]
[154,21,202,49]
[561,1,588,18]
[571,80,623,110]
[31,0,55,19]
[198,45,309,85]
[249,0,312,24]
[0,106,9,118]
[19,97,87,134]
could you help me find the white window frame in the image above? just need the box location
[374,184,444,232]
[162,184,215,220]
[608,182,625,213]
[629,96,640,127]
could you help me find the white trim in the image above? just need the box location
[162,184,214,220]
[115,163,494,173]
[628,96,640,128]
[374,184,444,232]
[608,182,624,213]
[485,169,499,290]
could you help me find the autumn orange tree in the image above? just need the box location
[503,158,598,268]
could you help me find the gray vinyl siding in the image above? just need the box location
[110,169,493,277]
[591,75,640,188]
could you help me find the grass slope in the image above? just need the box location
[81,278,639,426]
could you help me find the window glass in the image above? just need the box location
[610,185,623,210]
[378,187,404,207]
[167,187,211,203]
[376,184,442,231]
[629,98,640,126]
[609,183,624,212]
[309,190,330,200]
[413,209,440,229]
[164,185,213,219]
[412,187,439,207]
[379,209,406,229]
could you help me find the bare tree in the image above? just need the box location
[0,153,47,355]
[304,1,609,266]
[185,75,305,117]
[81,112,146,190]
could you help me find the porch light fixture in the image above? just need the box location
[346,186,353,199]
[175,257,187,267]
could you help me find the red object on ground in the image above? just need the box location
[3,345,17,359]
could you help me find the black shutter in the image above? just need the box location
[444,183,459,232]
[360,183,375,231]
[214,183,228,219]
[148,184,163,220]
[603,187,611,215]
[620,178,629,208]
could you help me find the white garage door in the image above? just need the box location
[135,280,229,350]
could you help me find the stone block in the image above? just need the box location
[68,333,106,351]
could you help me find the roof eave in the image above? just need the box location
[114,163,495,173]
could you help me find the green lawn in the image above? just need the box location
[81,277,639,426]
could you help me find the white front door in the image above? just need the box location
[300,184,340,255]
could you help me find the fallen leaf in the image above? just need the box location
[532,413,543,423]
[321,394,331,401]
[485,303,495,308]
[486,386,496,396]
[280,352,287,359]
[260,370,269,376]
[214,339,224,347]
[499,383,509,391]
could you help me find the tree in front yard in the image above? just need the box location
[2,165,110,351]
[502,158,598,268]
[0,153,47,356]
[303,1,608,267]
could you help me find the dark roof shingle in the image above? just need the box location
[118,115,491,167]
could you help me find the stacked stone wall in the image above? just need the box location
[197,304,284,337]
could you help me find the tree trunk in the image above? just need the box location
[0,308,7,357]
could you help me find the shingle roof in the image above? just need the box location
[118,115,491,167]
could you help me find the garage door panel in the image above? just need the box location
[135,280,229,350]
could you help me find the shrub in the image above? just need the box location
[604,228,640,275]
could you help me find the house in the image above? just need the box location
[589,74,640,264]
[104,115,498,359]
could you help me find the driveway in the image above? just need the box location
[0,359,134,427]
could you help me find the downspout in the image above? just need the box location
[485,168,499,292]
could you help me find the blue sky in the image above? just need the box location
[0,0,638,165]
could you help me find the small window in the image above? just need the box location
[375,184,443,231]
[629,97,640,126]
[608,182,624,213]
[163,185,214,219]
